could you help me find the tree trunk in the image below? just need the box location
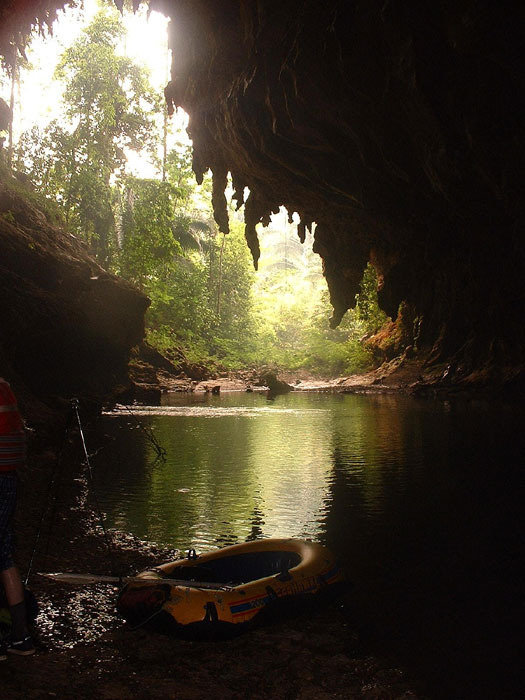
[7,49,17,167]
[216,233,226,317]
[162,105,168,182]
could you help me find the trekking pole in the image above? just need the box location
[71,398,115,560]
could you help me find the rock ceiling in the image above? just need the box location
[156,0,524,382]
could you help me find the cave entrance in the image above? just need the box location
[1,0,386,383]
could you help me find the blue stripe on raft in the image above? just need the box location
[228,560,342,618]
[230,594,270,616]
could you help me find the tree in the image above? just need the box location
[205,220,259,366]
[299,263,388,375]
[116,176,182,288]
[249,218,389,375]
[18,7,160,267]
[6,44,17,167]
[355,262,388,333]
[1,43,31,168]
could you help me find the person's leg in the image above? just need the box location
[1,565,29,636]
[0,567,34,654]
[0,474,34,654]
[1,565,24,605]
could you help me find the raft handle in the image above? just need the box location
[204,601,218,623]
[187,548,198,560]
[276,569,292,582]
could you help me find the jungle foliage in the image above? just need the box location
[11,5,388,377]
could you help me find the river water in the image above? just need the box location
[90,391,522,699]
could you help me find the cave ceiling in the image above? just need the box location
[2,0,524,380]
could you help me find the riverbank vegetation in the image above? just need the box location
[4,3,389,379]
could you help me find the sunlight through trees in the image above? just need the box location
[2,0,388,377]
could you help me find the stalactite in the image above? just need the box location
[210,166,229,234]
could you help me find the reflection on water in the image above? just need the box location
[96,393,438,553]
[96,393,335,550]
[91,392,522,699]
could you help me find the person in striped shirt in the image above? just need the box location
[0,377,35,658]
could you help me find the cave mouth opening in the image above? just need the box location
[2,0,524,390]
[1,1,393,385]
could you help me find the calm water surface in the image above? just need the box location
[91,392,522,699]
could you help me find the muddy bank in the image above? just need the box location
[3,427,427,700]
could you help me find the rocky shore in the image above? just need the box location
[128,340,507,408]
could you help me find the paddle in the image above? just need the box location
[38,572,234,591]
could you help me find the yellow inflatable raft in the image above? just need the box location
[117,538,344,636]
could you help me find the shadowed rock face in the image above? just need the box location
[158,0,524,383]
[0,173,149,407]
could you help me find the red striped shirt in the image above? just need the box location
[0,380,26,472]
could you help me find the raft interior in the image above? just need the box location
[161,550,303,586]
